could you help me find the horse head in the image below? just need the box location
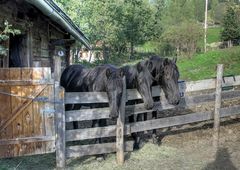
[147,56,180,105]
[105,67,125,119]
[135,61,154,109]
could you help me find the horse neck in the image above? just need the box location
[121,65,138,88]
[151,59,165,84]
[88,67,108,92]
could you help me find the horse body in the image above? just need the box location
[60,64,124,119]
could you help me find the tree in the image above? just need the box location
[54,0,156,60]
[221,5,240,47]
[161,22,203,58]
[0,20,21,56]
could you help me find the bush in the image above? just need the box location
[161,22,203,58]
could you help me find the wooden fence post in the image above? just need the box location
[213,64,223,152]
[54,56,61,82]
[55,83,66,169]
[116,76,126,165]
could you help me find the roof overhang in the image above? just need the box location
[25,0,91,49]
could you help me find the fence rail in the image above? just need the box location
[56,71,240,169]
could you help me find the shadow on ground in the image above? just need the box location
[203,147,237,170]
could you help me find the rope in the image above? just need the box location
[0,90,63,104]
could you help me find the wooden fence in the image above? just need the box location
[56,68,240,168]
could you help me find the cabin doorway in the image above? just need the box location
[9,34,27,67]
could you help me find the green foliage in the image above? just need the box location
[161,22,203,58]
[221,5,240,42]
[213,2,228,24]
[55,0,158,60]
[0,20,21,56]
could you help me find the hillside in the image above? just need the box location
[178,46,240,81]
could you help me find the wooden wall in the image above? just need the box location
[0,0,69,69]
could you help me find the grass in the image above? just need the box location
[207,27,222,44]
[178,46,240,81]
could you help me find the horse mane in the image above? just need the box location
[148,55,179,83]
[148,56,165,80]
[121,65,138,88]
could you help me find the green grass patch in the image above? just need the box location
[178,46,240,81]
[135,41,158,53]
[207,27,222,44]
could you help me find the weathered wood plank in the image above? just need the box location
[43,85,55,153]
[0,86,11,128]
[32,68,44,80]
[184,75,240,92]
[64,75,240,104]
[126,76,240,100]
[66,105,240,141]
[127,86,160,100]
[21,68,33,81]
[0,136,55,145]
[65,90,240,122]
[0,80,54,86]
[9,68,21,80]
[65,91,109,104]
[126,90,240,116]
[130,111,213,133]
[22,104,33,137]
[116,76,126,165]
[130,105,240,133]
[54,56,61,82]
[12,113,23,138]
[65,107,110,122]
[213,64,223,150]
[66,141,134,158]
[55,85,66,169]
[0,69,9,80]
[65,125,121,142]
[10,86,22,114]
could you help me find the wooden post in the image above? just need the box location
[213,64,223,151]
[55,83,66,169]
[116,76,126,165]
[54,56,61,82]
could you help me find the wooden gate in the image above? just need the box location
[0,67,55,158]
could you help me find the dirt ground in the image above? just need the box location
[1,119,240,170]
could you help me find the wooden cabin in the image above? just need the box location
[0,0,90,158]
[0,0,90,70]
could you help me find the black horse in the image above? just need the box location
[143,56,180,144]
[121,61,154,109]
[106,61,153,149]
[60,64,125,119]
[145,56,180,105]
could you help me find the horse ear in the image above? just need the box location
[106,68,112,78]
[136,62,143,73]
[163,58,169,66]
[172,58,177,63]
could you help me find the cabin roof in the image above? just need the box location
[26,0,91,49]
